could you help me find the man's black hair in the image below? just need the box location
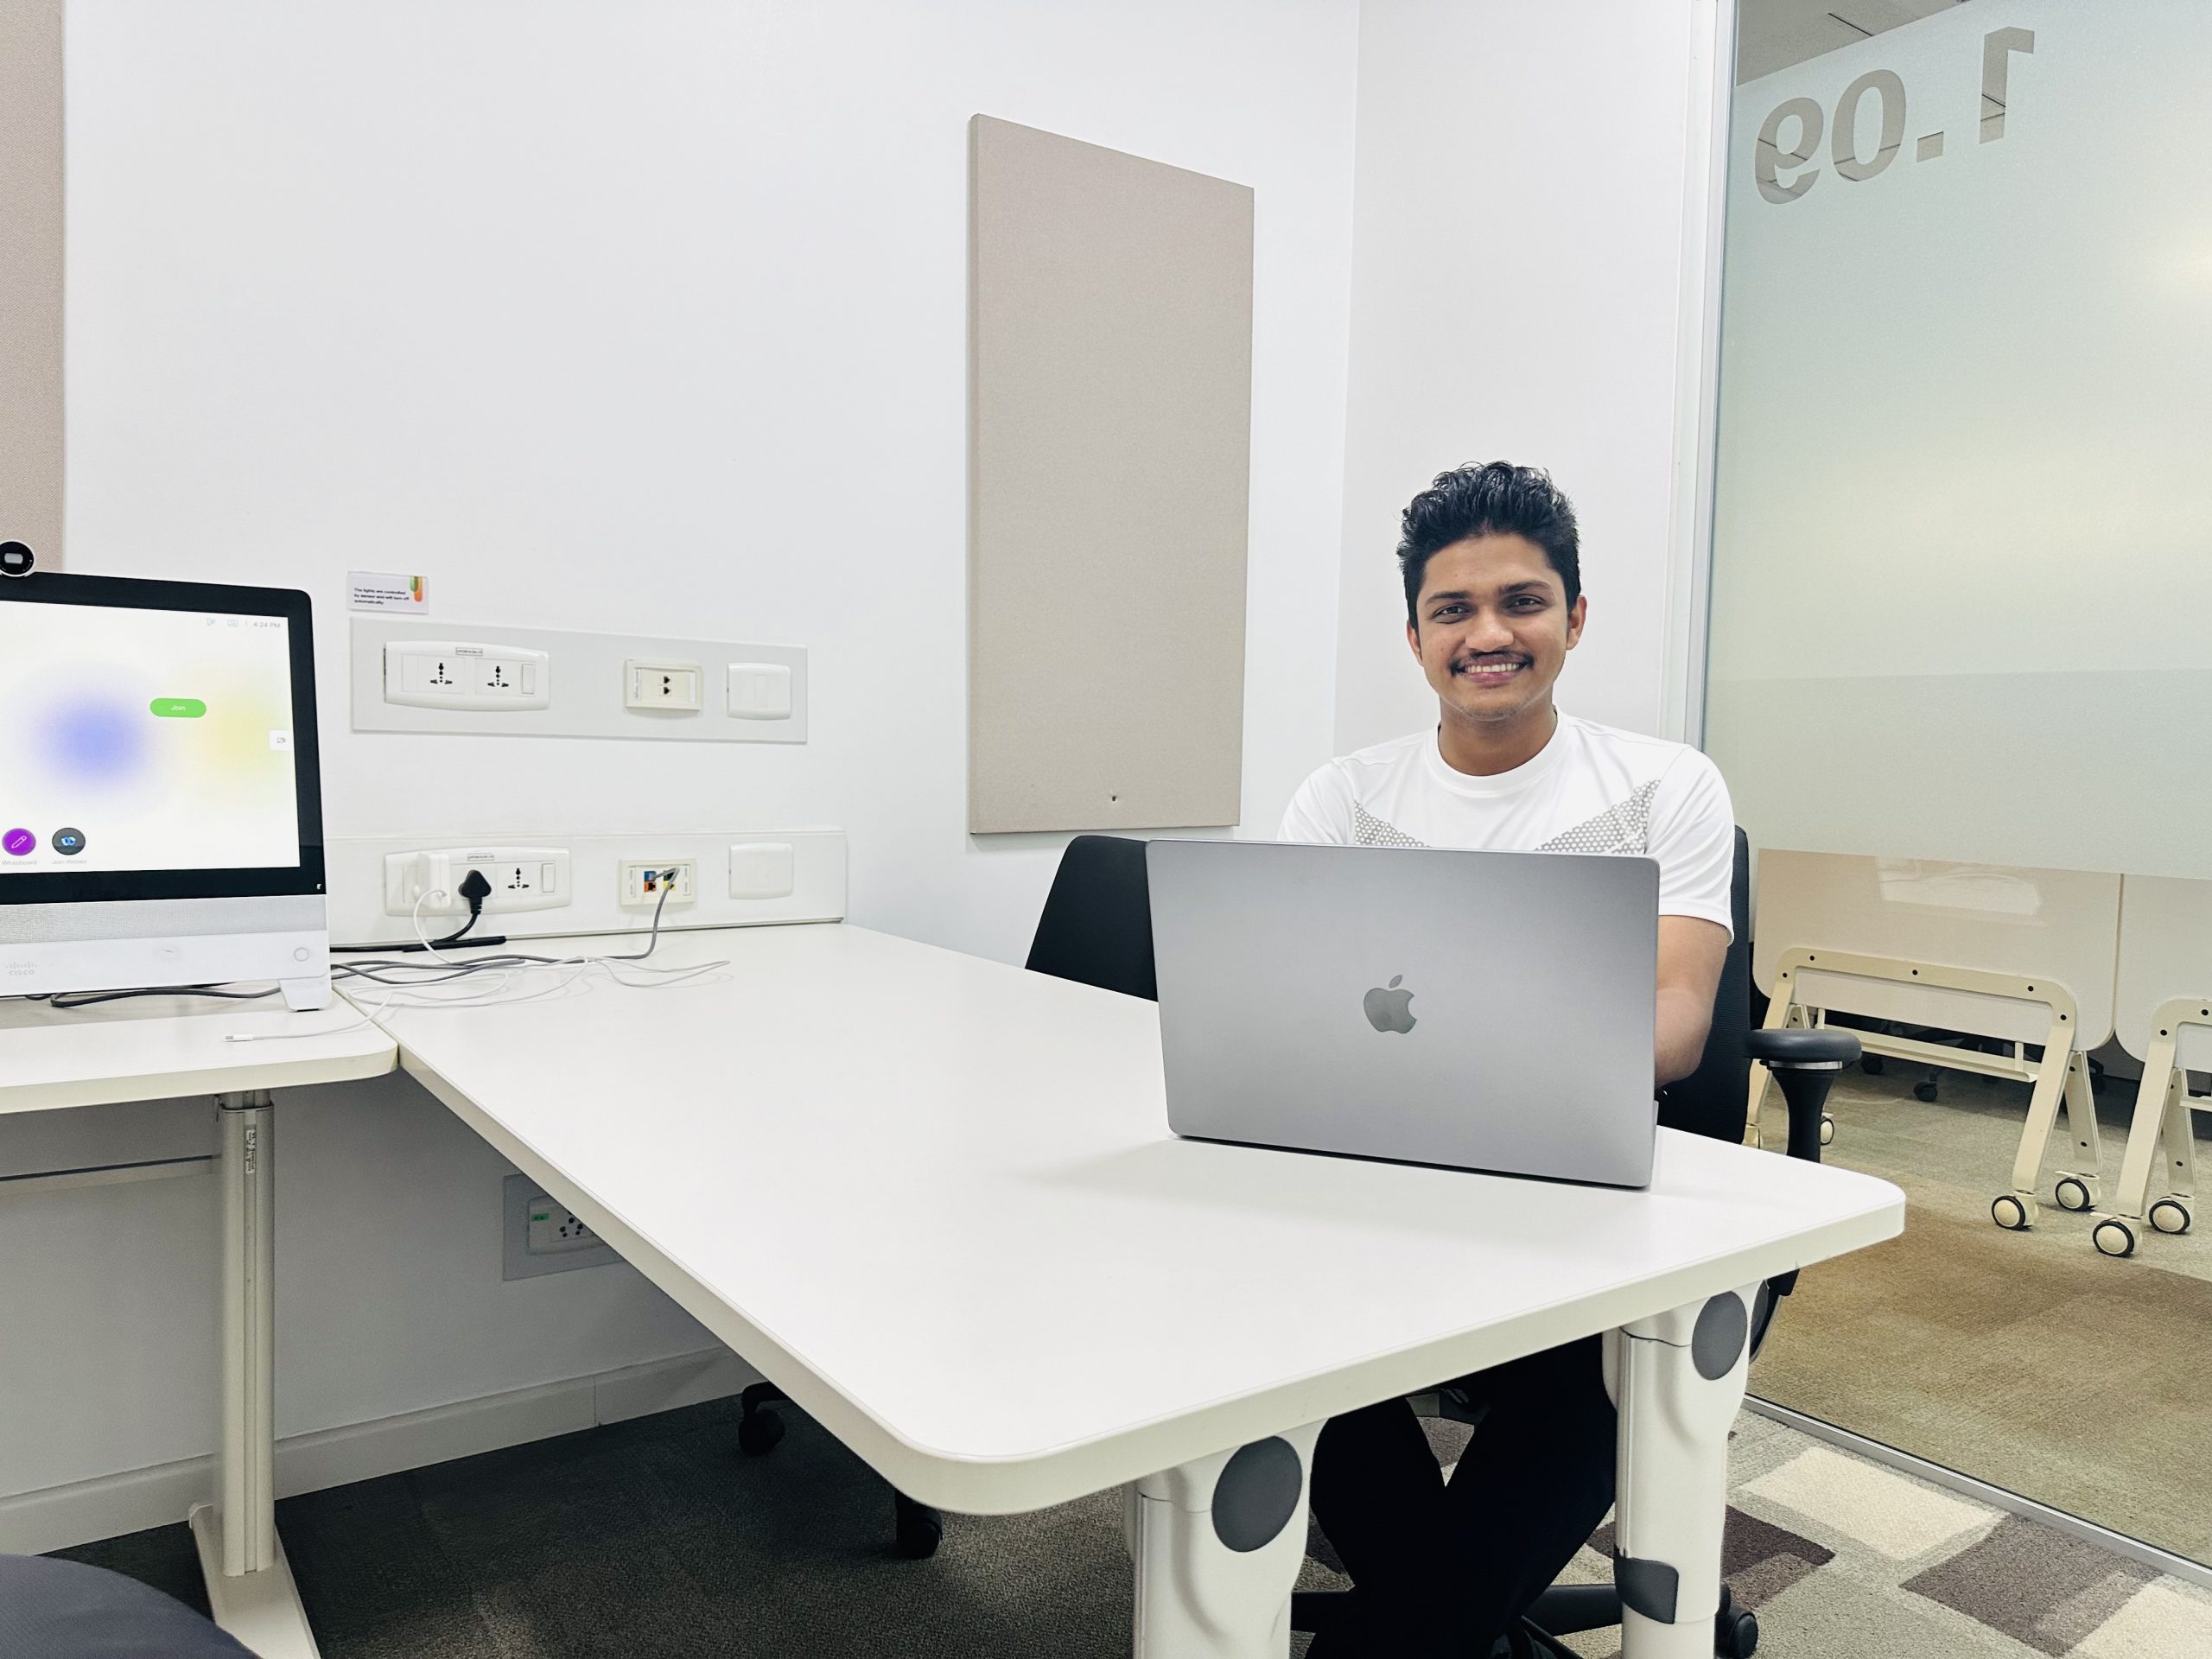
[1398,462,1581,624]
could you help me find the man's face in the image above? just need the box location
[1406,533,1586,727]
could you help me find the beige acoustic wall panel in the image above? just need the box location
[969,115,1253,834]
[0,0,65,564]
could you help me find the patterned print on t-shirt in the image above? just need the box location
[1350,779,1662,855]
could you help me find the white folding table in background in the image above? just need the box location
[382,922,1904,1659]
[0,993,396,1659]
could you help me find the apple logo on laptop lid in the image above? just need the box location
[1363,976,1416,1034]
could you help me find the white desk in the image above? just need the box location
[0,993,396,1658]
[382,922,1904,1658]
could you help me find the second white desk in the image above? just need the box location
[378,922,1904,1658]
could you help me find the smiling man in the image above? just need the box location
[1281,462,1735,1658]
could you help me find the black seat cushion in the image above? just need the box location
[0,1554,254,1658]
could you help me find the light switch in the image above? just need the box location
[729,841,795,899]
[727,662,792,721]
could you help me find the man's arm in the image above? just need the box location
[1656,914,1731,1086]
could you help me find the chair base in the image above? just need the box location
[736,1381,944,1558]
[1288,1581,1758,1656]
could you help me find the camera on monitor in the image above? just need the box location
[0,542,35,578]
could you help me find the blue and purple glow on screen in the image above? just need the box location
[34,692,149,787]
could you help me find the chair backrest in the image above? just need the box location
[1655,827,1753,1145]
[1026,828,1757,1149]
[1025,835,1158,1001]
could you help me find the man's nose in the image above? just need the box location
[1464,612,1516,652]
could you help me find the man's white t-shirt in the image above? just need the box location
[1278,714,1737,937]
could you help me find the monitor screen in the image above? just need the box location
[0,574,323,903]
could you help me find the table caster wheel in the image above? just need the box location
[1819,1114,1834,1147]
[1861,1054,1885,1076]
[737,1408,786,1456]
[893,1491,944,1559]
[2150,1198,2193,1236]
[1715,1608,1759,1657]
[2094,1217,2136,1258]
[1992,1193,2035,1231]
[2054,1175,2093,1212]
[1914,1079,1939,1103]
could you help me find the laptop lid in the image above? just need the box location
[1146,839,1659,1186]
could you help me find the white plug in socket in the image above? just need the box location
[384,847,573,915]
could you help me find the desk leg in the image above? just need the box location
[1610,1287,1756,1659]
[188,1090,321,1658]
[1127,1421,1322,1659]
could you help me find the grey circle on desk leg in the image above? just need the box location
[1693,1292,1749,1381]
[1212,1437,1305,1553]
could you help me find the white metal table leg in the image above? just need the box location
[1127,1421,1323,1659]
[188,1090,321,1658]
[1609,1287,1757,1659]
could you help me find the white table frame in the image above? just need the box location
[0,998,394,1658]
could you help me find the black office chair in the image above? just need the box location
[1018,835,1856,1658]
[0,1554,256,1658]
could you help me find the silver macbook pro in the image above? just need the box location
[1147,839,1661,1187]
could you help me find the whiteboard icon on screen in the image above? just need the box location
[270,730,293,751]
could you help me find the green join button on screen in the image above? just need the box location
[149,697,207,719]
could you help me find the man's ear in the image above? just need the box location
[1564,594,1587,651]
[1406,617,1423,663]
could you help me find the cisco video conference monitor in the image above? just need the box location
[0,571,332,1007]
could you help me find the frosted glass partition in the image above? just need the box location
[1706,1,2212,877]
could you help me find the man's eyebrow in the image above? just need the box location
[1421,580,1554,606]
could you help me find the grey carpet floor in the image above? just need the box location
[59,1394,2212,1657]
[1751,1061,2212,1565]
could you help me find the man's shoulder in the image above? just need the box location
[1560,715,1720,786]
[1331,728,1432,779]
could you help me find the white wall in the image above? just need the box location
[0,0,1359,1529]
[1332,0,1710,756]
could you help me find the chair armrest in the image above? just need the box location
[1746,1027,1861,1068]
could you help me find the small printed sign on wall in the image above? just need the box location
[348,571,428,613]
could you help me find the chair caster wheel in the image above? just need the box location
[1913,1080,1939,1103]
[737,1408,786,1456]
[1992,1193,2035,1231]
[2151,1198,2193,1236]
[2093,1218,2136,1258]
[893,1492,943,1559]
[1715,1608,1759,1657]
[2054,1175,2094,1212]
[1861,1054,1885,1076]
[1819,1114,1834,1147]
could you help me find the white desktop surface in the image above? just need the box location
[0,988,395,1116]
[385,922,1904,1517]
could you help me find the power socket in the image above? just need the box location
[525,1194,601,1254]
[384,846,573,916]
[502,1173,622,1280]
[619,859,697,907]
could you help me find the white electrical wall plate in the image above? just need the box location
[327,830,845,947]
[351,617,805,743]
[625,659,703,712]
[381,846,574,916]
[727,662,792,720]
[381,640,552,710]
